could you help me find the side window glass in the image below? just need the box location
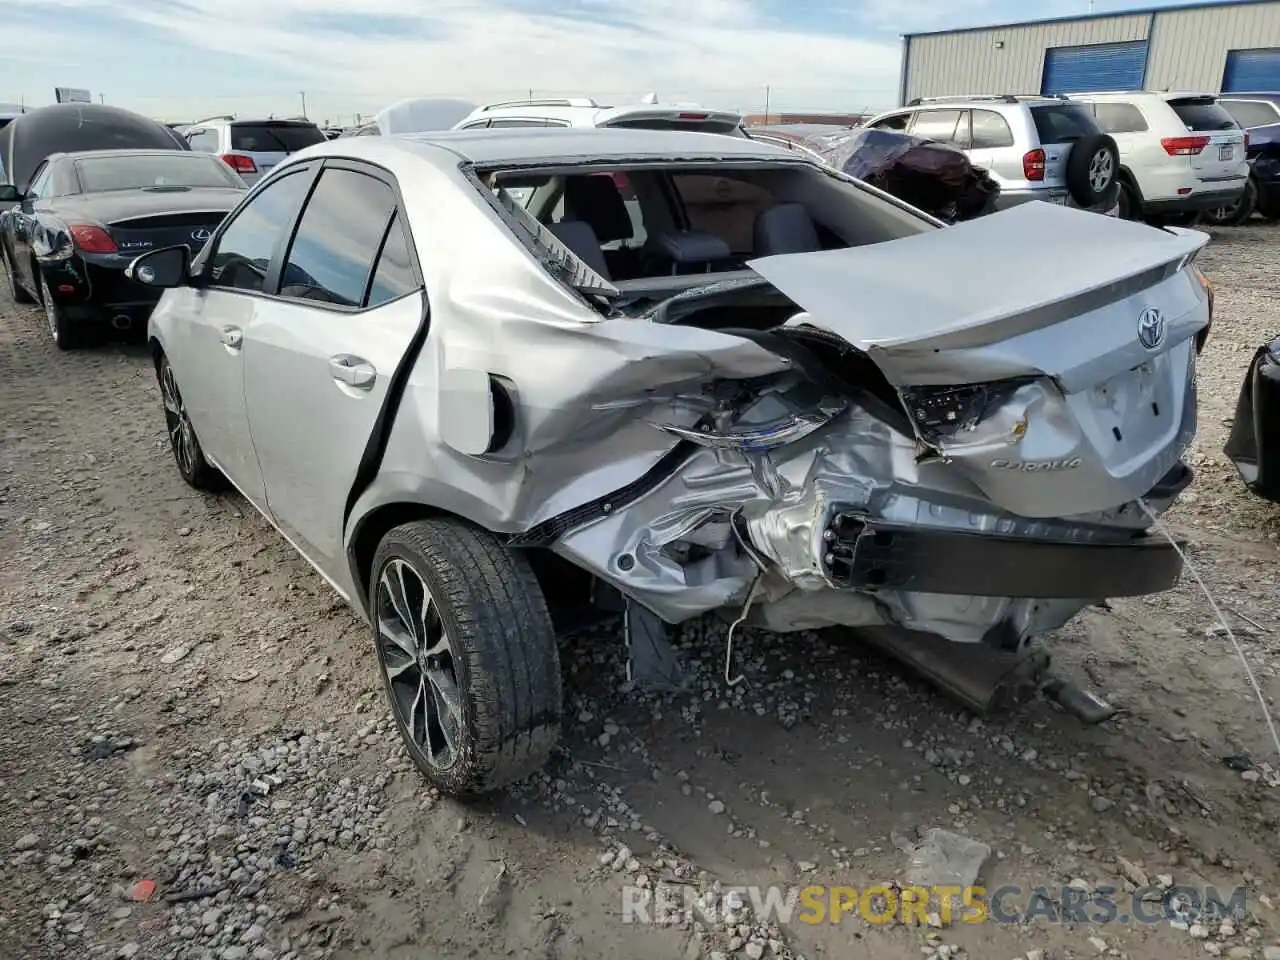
[462,120,491,129]
[186,130,218,152]
[279,168,396,307]
[1093,102,1149,134]
[365,213,418,307]
[910,110,963,142]
[872,113,910,131]
[489,118,554,128]
[209,170,312,292]
[970,110,1015,148]
[26,164,51,198]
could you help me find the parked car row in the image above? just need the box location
[0,95,1276,800]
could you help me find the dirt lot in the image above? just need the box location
[1,224,1279,960]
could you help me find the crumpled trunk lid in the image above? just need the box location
[747,202,1211,518]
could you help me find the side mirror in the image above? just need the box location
[0,184,20,203]
[126,244,191,288]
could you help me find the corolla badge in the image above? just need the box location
[1137,306,1166,350]
[191,228,212,243]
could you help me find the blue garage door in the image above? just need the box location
[1222,48,1280,92]
[1041,40,1149,95]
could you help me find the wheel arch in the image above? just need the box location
[348,500,450,614]
[1116,165,1144,202]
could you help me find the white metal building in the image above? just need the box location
[899,0,1280,105]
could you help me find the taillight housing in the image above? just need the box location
[1161,136,1209,156]
[219,153,258,174]
[1022,148,1046,181]
[69,223,118,254]
[1192,264,1213,353]
[1243,130,1251,149]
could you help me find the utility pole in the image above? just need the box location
[300,91,307,117]
[763,85,771,124]
[99,94,104,104]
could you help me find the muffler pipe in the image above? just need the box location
[110,315,132,330]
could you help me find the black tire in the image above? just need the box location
[1065,134,1120,208]
[2,248,34,304]
[156,354,225,490]
[1116,179,1140,220]
[1202,176,1258,227]
[38,270,89,350]
[371,519,561,796]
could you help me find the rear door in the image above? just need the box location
[230,121,327,179]
[241,162,424,576]
[1167,97,1247,179]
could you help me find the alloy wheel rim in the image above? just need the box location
[160,365,197,476]
[375,558,462,771]
[1089,150,1114,192]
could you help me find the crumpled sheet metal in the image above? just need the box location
[807,128,1000,223]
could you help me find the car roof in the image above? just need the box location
[1218,91,1280,101]
[388,127,795,165]
[1070,90,1219,101]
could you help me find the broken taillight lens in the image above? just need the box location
[900,379,1034,445]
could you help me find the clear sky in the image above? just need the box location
[0,0,1228,124]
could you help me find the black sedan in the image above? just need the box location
[0,150,246,349]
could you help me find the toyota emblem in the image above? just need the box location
[1137,307,1166,351]
[191,228,212,243]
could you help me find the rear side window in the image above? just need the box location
[209,170,312,292]
[1168,98,1238,131]
[279,168,396,307]
[231,123,326,153]
[1092,102,1149,134]
[1030,103,1101,143]
[910,110,963,142]
[1219,99,1280,129]
[970,110,1015,148]
[366,213,418,307]
[489,118,566,128]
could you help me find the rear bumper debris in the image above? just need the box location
[822,514,1185,599]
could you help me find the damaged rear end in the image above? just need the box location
[537,202,1210,649]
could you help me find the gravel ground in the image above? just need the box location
[2,223,1280,960]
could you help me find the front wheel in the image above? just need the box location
[157,354,224,490]
[371,519,562,796]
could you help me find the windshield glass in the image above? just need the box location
[76,154,241,192]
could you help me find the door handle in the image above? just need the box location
[219,325,243,348]
[328,354,376,390]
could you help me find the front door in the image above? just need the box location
[241,166,424,579]
[166,166,315,506]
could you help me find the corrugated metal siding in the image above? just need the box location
[1222,47,1280,89]
[1134,3,1280,90]
[904,16,1150,103]
[1041,40,1150,94]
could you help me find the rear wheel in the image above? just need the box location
[39,271,88,350]
[157,354,224,490]
[2,249,34,304]
[1116,180,1140,220]
[1202,176,1258,227]
[371,519,562,796]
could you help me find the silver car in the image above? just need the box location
[129,128,1211,796]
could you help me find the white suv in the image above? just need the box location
[452,96,743,135]
[1065,92,1248,221]
[181,116,328,186]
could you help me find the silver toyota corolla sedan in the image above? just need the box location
[128,127,1213,796]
